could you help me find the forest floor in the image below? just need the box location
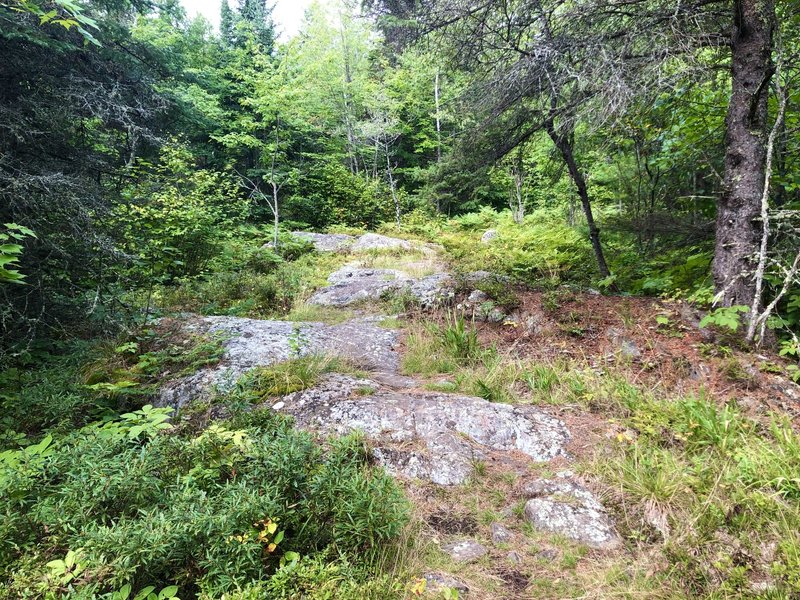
[155,231,800,599]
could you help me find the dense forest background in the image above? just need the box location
[2,0,798,358]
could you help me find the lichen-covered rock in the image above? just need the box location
[309,264,454,308]
[491,522,513,544]
[351,232,414,252]
[290,231,353,252]
[309,266,411,307]
[441,540,488,562]
[606,327,642,359]
[409,273,454,308]
[522,478,621,550]
[277,374,570,485]
[467,289,489,304]
[423,572,469,594]
[461,270,510,286]
[480,229,498,243]
[157,317,400,409]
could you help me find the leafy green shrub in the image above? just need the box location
[161,251,347,319]
[0,408,409,598]
[0,223,36,284]
[113,141,250,281]
[442,208,595,284]
[292,161,402,229]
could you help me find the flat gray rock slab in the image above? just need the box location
[278,374,570,485]
[157,317,400,409]
[309,266,411,307]
[309,264,454,309]
[351,232,415,252]
[291,231,353,252]
[441,540,488,562]
[523,478,622,550]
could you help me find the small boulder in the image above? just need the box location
[491,522,513,544]
[409,273,455,308]
[441,540,488,563]
[487,307,507,323]
[423,572,469,594]
[522,479,621,550]
[506,551,523,565]
[480,229,498,244]
[352,232,413,252]
[535,548,558,562]
[606,327,641,359]
[467,289,489,304]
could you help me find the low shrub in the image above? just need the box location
[0,406,409,598]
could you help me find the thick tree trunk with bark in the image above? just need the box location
[546,120,612,279]
[712,0,775,307]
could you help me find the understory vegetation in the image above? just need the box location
[2,0,800,597]
[1,348,410,599]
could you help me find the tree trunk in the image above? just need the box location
[271,180,279,250]
[386,150,401,226]
[712,0,775,307]
[546,120,612,279]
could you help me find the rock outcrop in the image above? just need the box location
[522,478,621,550]
[157,316,400,409]
[309,264,453,309]
[290,231,354,252]
[277,373,570,485]
[308,266,412,307]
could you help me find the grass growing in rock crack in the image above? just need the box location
[281,302,358,324]
[240,354,363,401]
[403,314,485,376]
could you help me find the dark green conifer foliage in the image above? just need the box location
[220,0,235,46]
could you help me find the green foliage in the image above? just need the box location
[10,0,100,44]
[0,406,409,597]
[243,354,353,400]
[699,305,750,332]
[436,313,482,364]
[114,141,249,282]
[443,208,595,284]
[598,388,800,597]
[110,584,180,600]
[0,348,109,435]
[160,245,345,320]
[82,330,226,403]
[0,223,35,284]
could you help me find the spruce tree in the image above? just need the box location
[219,0,235,46]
